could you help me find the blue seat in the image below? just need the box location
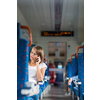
[17,22,40,100]
[66,65,68,72]
[68,62,72,78]
[67,61,72,88]
[17,34,30,100]
[72,53,80,97]
[70,58,78,92]
[44,57,50,87]
[78,53,84,100]
[73,53,82,97]
[71,57,78,76]
[73,86,80,97]
[73,46,84,99]
[73,53,84,99]
[30,95,39,100]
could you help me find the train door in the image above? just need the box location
[49,42,67,84]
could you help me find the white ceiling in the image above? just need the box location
[17,0,84,31]
[17,0,84,53]
[17,0,84,51]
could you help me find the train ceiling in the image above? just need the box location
[17,0,84,45]
[17,0,84,31]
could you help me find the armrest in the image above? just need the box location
[21,82,41,95]
[26,82,35,89]
[21,82,34,95]
[37,81,44,85]
[21,87,33,95]
[25,82,37,92]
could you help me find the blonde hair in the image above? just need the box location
[33,46,44,63]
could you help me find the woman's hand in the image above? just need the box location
[68,78,72,86]
[36,56,41,65]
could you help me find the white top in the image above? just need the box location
[29,63,47,84]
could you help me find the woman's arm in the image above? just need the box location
[36,56,47,81]
[36,65,46,81]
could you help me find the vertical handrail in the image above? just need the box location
[76,46,83,58]
[66,59,70,66]
[70,54,75,63]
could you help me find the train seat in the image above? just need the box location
[66,62,72,82]
[49,63,56,84]
[78,53,84,100]
[17,22,41,100]
[70,58,78,91]
[17,23,30,100]
[73,53,82,98]
[73,46,84,99]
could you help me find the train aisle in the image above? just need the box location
[42,83,77,100]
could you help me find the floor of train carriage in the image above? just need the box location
[42,83,77,100]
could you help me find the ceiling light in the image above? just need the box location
[68,23,71,25]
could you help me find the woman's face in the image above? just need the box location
[30,48,38,61]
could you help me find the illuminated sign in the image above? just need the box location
[41,31,74,36]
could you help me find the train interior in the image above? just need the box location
[1,0,100,100]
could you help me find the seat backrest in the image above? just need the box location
[78,53,84,96]
[47,65,49,76]
[45,66,49,76]
[45,59,49,77]
[68,62,72,78]
[66,65,68,72]
[49,63,55,80]
[17,23,30,99]
[71,58,78,76]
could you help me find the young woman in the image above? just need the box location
[28,46,47,96]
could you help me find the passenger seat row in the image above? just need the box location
[65,46,84,100]
[17,22,51,100]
